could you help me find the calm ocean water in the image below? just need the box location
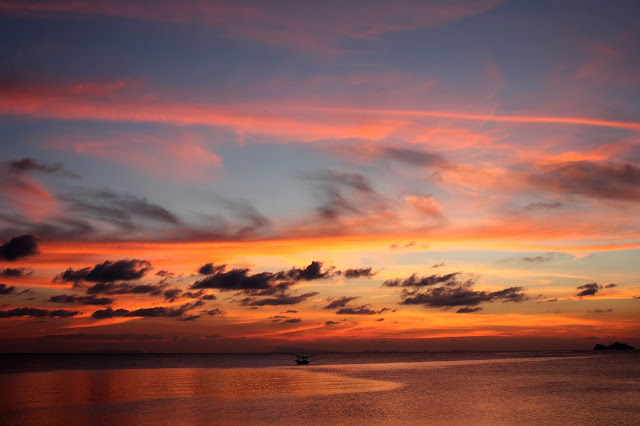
[1,351,638,425]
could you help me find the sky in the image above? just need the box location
[1,0,639,353]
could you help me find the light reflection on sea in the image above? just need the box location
[1,352,639,425]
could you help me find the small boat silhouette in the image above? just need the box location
[295,355,310,365]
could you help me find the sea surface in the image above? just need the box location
[1,351,638,425]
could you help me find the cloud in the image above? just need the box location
[324,320,340,325]
[198,263,227,275]
[60,187,179,228]
[324,296,358,309]
[521,255,553,263]
[604,283,617,288]
[191,261,336,295]
[302,170,389,222]
[91,301,204,320]
[590,308,613,313]
[0,307,81,318]
[0,234,40,261]
[336,305,389,315]
[457,306,483,313]
[163,288,182,302]
[524,200,563,210]
[383,147,450,167]
[576,282,601,297]
[48,294,114,305]
[400,284,528,308]
[0,267,31,278]
[239,292,318,306]
[391,273,528,310]
[383,272,460,287]
[282,318,301,324]
[6,157,81,179]
[86,282,164,296]
[431,263,445,268]
[200,308,225,317]
[530,161,640,202]
[54,259,152,284]
[343,267,376,279]
[155,270,174,278]
[0,284,16,295]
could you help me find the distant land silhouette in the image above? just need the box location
[593,342,635,350]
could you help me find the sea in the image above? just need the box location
[1,351,638,425]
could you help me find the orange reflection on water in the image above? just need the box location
[0,367,399,409]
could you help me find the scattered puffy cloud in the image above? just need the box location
[336,305,390,315]
[383,272,460,288]
[389,272,528,311]
[324,296,358,309]
[576,282,601,297]
[0,267,31,278]
[239,292,318,306]
[457,306,483,313]
[0,235,39,262]
[86,282,164,296]
[54,259,152,284]
[0,307,81,318]
[0,284,16,295]
[343,267,376,279]
[48,294,114,305]
[91,300,204,320]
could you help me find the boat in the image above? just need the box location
[295,355,310,365]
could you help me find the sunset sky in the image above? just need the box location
[1,0,639,353]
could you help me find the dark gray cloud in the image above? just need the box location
[163,288,182,302]
[198,263,227,275]
[400,284,528,308]
[524,200,563,210]
[87,282,164,296]
[343,267,376,279]
[336,305,390,315]
[61,187,179,228]
[302,169,389,222]
[0,284,16,295]
[54,259,152,284]
[91,301,204,320]
[590,308,613,313]
[576,282,601,297]
[530,160,640,202]
[48,294,114,305]
[155,270,174,278]
[1,267,31,278]
[431,262,445,268]
[324,320,340,325]
[7,157,81,179]
[324,296,358,309]
[191,261,335,294]
[457,306,483,313]
[383,147,450,168]
[383,272,460,287]
[282,318,301,324]
[521,255,553,263]
[239,292,318,306]
[0,234,40,261]
[604,283,617,289]
[200,308,225,317]
[0,307,81,318]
